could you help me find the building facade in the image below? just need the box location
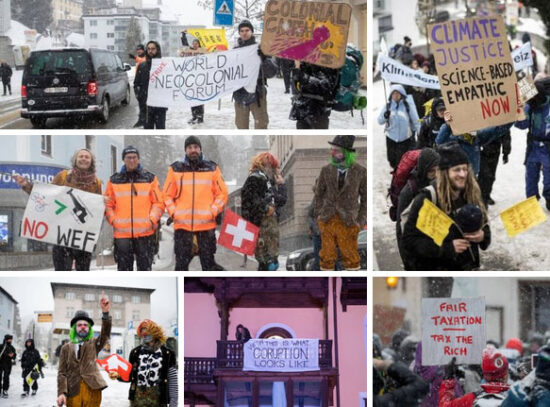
[349,0,367,86]
[50,282,154,359]
[0,0,11,35]
[0,135,123,269]
[0,286,18,343]
[51,0,83,31]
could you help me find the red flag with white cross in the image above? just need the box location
[218,209,259,256]
[96,354,132,381]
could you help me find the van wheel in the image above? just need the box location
[30,117,47,128]
[121,86,130,105]
[98,96,110,123]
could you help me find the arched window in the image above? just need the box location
[256,323,296,339]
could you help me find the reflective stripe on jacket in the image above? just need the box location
[163,159,228,232]
[104,169,164,239]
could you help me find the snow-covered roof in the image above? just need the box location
[5,20,32,46]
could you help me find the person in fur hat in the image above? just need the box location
[110,319,177,407]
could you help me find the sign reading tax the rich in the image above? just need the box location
[428,16,518,134]
[422,297,486,366]
[243,339,320,372]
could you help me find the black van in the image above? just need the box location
[21,48,132,128]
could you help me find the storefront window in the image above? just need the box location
[224,381,252,406]
[293,381,321,407]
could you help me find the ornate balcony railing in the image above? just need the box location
[184,357,217,384]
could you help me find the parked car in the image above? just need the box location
[286,229,367,270]
[21,48,131,128]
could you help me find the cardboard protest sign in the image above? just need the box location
[500,196,547,237]
[422,297,486,366]
[187,28,229,52]
[260,0,352,69]
[21,183,104,253]
[518,74,538,104]
[416,199,454,246]
[429,16,518,134]
[243,339,319,372]
[146,44,261,108]
[511,41,533,71]
[377,54,440,90]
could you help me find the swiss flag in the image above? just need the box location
[218,209,259,256]
[96,354,132,382]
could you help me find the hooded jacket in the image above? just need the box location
[378,84,421,143]
[241,170,287,226]
[0,335,16,367]
[418,98,446,149]
[134,41,166,108]
[21,339,44,376]
[515,95,550,159]
[502,371,550,407]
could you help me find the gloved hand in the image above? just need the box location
[40,371,45,379]
[384,110,391,120]
[503,154,509,164]
[444,357,458,380]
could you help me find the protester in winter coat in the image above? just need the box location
[378,84,421,170]
[479,129,511,206]
[396,36,414,65]
[401,142,491,270]
[396,148,440,270]
[20,338,44,397]
[313,136,367,270]
[374,358,429,407]
[241,152,287,270]
[129,44,147,127]
[412,342,464,407]
[163,136,228,271]
[439,348,510,407]
[232,20,278,129]
[289,61,339,129]
[515,80,550,210]
[0,334,16,398]
[417,97,446,149]
[104,146,164,271]
[236,325,252,342]
[181,33,205,125]
[110,319,177,407]
[57,294,111,407]
[502,345,550,407]
[0,60,12,96]
[279,58,294,94]
[14,148,102,271]
[382,329,410,361]
[135,41,168,129]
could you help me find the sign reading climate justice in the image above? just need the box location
[422,297,486,366]
[243,339,319,372]
[429,16,518,134]
[146,45,261,108]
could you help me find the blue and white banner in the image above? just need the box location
[0,163,65,190]
[511,41,534,71]
[147,44,261,108]
[377,54,441,90]
[243,338,319,372]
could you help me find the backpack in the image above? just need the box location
[333,45,366,112]
[472,391,507,407]
[388,149,421,221]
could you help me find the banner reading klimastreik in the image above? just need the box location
[243,339,320,372]
[146,44,261,108]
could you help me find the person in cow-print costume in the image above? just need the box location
[110,320,177,407]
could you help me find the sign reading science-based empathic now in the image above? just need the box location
[21,183,105,253]
[243,339,319,372]
[146,44,261,108]
[429,16,518,134]
[421,297,486,366]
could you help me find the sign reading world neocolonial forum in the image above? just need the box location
[243,339,319,372]
[429,16,518,134]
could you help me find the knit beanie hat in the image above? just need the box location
[437,142,469,170]
[184,136,202,149]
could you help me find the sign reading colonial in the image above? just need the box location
[21,183,105,253]
[243,338,320,372]
[422,297,486,366]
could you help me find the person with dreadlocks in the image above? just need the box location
[57,292,111,407]
[313,136,367,270]
[110,320,177,407]
[14,148,102,271]
[241,152,287,270]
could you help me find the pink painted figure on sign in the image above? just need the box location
[279,25,330,60]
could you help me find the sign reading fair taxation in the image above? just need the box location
[21,183,105,253]
[422,297,486,366]
[244,339,319,372]
[429,16,518,134]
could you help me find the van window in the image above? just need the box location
[26,51,91,76]
[92,51,113,73]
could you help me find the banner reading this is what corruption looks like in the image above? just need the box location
[243,339,320,372]
[146,44,261,108]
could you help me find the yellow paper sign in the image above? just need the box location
[500,196,547,237]
[416,198,454,246]
[187,28,228,52]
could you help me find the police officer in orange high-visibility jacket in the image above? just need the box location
[104,146,164,271]
[163,136,228,270]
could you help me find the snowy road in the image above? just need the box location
[372,79,550,271]
[0,70,366,130]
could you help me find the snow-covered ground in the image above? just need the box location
[372,79,550,271]
[4,362,135,406]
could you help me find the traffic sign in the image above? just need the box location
[214,0,234,26]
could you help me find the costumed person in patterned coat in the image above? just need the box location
[110,319,177,407]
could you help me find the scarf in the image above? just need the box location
[68,167,97,189]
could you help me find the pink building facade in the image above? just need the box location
[184,277,367,407]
